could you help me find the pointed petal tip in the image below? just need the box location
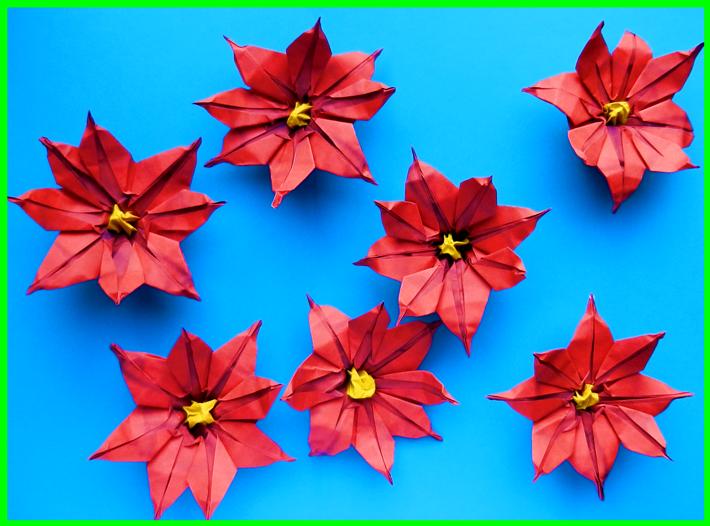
[410,147,418,161]
[306,294,317,308]
[86,111,96,126]
[271,191,286,208]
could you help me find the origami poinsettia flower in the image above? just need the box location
[91,324,293,519]
[356,152,548,353]
[489,296,690,499]
[9,114,222,304]
[282,298,456,482]
[525,22,703,211]
[197,19,394,207]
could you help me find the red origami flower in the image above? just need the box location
[282,298,456,482]
[525,22,703,211]
[197,19,394,208]
[489,296,690,499]
[91,324,292,519]
[9,114,222,304]
[356,153,548,353]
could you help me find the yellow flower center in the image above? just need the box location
[182,399,217,428]
[286,101,313,129]
[107,204,139,236]
[438,233,470,261]
[602,101,631,126]
[346,367,376,399]
[572,384,599,410]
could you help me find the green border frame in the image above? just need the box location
[1,3,705,523]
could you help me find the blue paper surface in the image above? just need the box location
[7,8,703,520]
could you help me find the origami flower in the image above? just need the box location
[91,324,292,519]
[9,114,222,304]
[356,152,548,353]
[525,22,703,211]
[282,298,456,482]
[197,19,394,207]
[489,296,690,499]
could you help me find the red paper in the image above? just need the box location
[197,19,394,208]
[356,152,548,353]
[9,114,222,304]
[489,295,690,499]
[525,21,703,211]
[91,324,292,519]
[283,297,456,482]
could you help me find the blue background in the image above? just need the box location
[8,8,704,520]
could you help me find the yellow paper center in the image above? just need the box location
[107,204,139,235]
[572,384,599,410]
[438,233,470,261]
[346,367,376,399]
[286,101,313,129]
[602,101,630,126]
[182,399,217,428]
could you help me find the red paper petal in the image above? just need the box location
[453,176,497,232]
[353,402,395,483]
[165,330,213,399]
[531,406,577,478]
[226,38,293,102]
[9,188,104,231]
[523,72,599,127]
[567,410,619,500]
[376,370,455,406]
[628,43,704,110]
[27,232,103,294]
[604,405,668,458]
[207,321,261,396]
[355,236,438,282]
[470,247,526,291]
[488,377,569,421]
[436,262,490,354]
[602,374,691,415]
[195,87,290,128]
[567,295,614,382]
[405,154,458,232]
[148,434,196,519]
[90,408,181,462]
[596,332,665,384]
[374,392,440,440]
[575,22,612,106]
[217,376,282,421]
[317,79,394,121]
[287,19,332,97]
[347,303,390,369]
[609,31,653,100]
[215,421,293,468]
[188,433,238,519]
[310,118,373,181]
[78,113,132,200]
[269,133,316,207]
[313,50,379,96]
[307,396,356,456]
